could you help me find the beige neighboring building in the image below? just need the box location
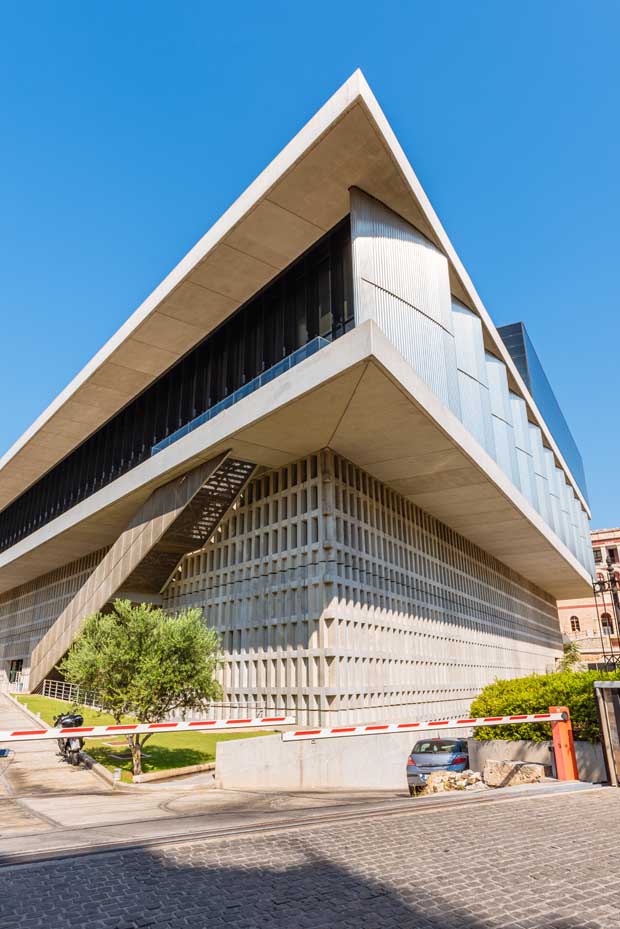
[557,528,620,666]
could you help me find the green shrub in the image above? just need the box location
[470,669,620,743]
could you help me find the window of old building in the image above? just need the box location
[570,616,580,633]
[594,548,603,564]
[601,613,614,635]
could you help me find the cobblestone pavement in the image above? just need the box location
[1,788,619,929]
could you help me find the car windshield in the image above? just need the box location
[412,740,462,754]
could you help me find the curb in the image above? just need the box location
[133,761,216,784]
[3,691,49,729]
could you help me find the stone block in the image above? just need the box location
[483,759,545,788]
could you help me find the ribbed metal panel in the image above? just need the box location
[485,353,518,486]
[527,423,551,525]
[485,353,512,423]
[368,283,461,413]
[509,392,538,509]
[351,189,461,417]
[543,448,562,538]
[553,466,571,549]
[452,301,487,381]
[560,479,579,559]
[451,301,495,458]
[569,496,584,567]
[492,417,519,487]
[579,509,594,575]
[456,370,495,456]
[351,189,454,331]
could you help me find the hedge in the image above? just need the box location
[470,669,620,743]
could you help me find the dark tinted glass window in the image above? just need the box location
[0,218,353,553]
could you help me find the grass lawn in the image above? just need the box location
[16,694,272,782]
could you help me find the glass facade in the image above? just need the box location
[498,322,588,502]
[0,219,353,553]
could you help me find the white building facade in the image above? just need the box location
[0,72,593,721]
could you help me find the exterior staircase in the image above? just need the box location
[29,453,256,691]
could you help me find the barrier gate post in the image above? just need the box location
[550,705,578,781]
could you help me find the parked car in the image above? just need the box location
[406,737,469,795]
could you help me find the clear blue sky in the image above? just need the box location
[0,2,617,527]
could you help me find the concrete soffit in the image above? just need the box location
[0,323,592,600]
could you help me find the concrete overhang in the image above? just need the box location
[0,70,589,520]
[0,322,591,600]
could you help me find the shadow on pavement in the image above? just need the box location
[0,841,599,929]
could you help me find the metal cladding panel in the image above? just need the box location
[491,416,519,488]
[570,500,585,567]
[527,422,551,525]
[560,479,579,559]
[452,301,487,383]
[527,423,547,479]
[580,509,594,575]
[510,392,538,509]
[515,448,538,510]
[451,300,495,457]
[351,189,454,332]
[543,448,562,539]
[570,497,588,572]
[509,392,531,454]
[362,282,461,413]
[456,371,496,458]
[553,465,571,549]
[485,352,518,486]
[351,189,460,417]
[485,353,512,424]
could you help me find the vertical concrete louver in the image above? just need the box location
[28,453,256,690]
[350,188,461,418]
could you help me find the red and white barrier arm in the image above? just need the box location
[281,712,566,742]
[0,715,295,744]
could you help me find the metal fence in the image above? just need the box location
[41,678,102,708]
[37,681,289,720]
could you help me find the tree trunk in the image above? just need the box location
[128,735,142,776]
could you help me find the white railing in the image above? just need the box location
[37,682,302,721]
[41,678,102,708]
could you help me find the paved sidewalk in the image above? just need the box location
[1,786,619,928]
[0,693,107,799]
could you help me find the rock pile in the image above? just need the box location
[420,769,485,794]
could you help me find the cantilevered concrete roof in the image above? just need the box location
[0,70,589,520]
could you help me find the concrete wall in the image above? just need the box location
[216,731,413,791]
[166,451,563,726]
[467,738,606,784]
[216,732,607,791]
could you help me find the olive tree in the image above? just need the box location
[60,599,222,775]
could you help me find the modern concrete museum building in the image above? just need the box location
[0,72,593,722]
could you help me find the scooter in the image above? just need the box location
[53,711,84,766]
